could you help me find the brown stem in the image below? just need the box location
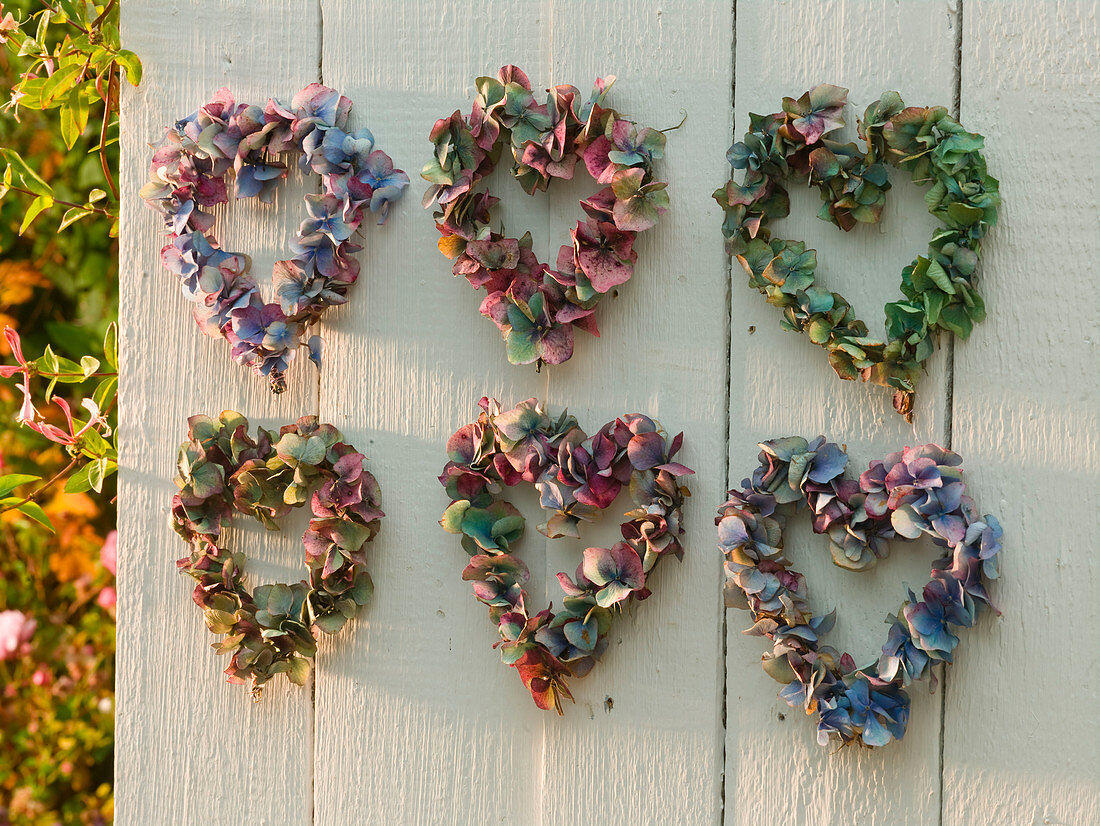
[51,1,90,34]
[38,371,118,379]
[90,0,118,29]
[4,184,114,216]
[98,66,118,200]
[3,457,80,511]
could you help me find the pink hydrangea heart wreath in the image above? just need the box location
[422,66,671,368]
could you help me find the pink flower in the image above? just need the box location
[23,397,111,446]
[0,326,36,424]
[0,327,26,377]
[96,586,117,610]
[0,609,35,660]
[0,9,19,43]
[100,530,117,576]
[31,667,50,686]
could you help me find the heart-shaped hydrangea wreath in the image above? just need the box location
[714,85,1000,419]
[141,85,410,393]
[422,66,671,368]
[439,398,692,713]
[719,437,1002,748]
[172,411,383,699]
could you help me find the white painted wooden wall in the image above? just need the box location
[116,1,1099,824]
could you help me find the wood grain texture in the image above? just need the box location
[313,2,552,823]
[313,2,727,823]
[117,2,320,823]
[540,2,730,823]
[725,2,958,824]
[943,3,1100,825]
[116,1,1100,823]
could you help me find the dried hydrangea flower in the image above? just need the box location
[141,86,409,393]
[718,437,1002,748]
[714,85,1000,418]
[423,66,672,369]
[439,398,692,713]
[171,412,384,698]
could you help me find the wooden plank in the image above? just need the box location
[312,2,553,823]
[541,2,731,823]
[726,2,958,823]
[117,2,320,823]
[943,3,1100,824]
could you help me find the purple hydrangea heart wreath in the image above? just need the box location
[141,84,409,393]
[439,398,693,713]
[719,437,1002,748]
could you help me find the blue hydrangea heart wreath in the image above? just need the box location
[439,398,692,713]
[422,66,671,368]
[718,437,1002,748]
[714,85,1000,419]
[171,411,383,699]
[141,84,410,393]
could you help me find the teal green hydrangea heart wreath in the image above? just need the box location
[714,85,1000,418]
[438,398,692,713]
[171,411,383,699]
[719,437,1002,748]
[141,84,409,394]
[422,66,671,368]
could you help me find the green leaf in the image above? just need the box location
[17,501,53,531]
[92,376,117,411]
[56,0,83,23]
[41,62,82,106]
[0,148,53,196]
[19,194,53,234]
[79,426,114,461]
[0,474,41,498]
[59,206,92,231]
[940,304,974,338]
[60,88,90,150]
[80,355,100,377]
[64,459,114,494]
[103,321,118,369]
[60,101,78,149]
[115,50,142,86]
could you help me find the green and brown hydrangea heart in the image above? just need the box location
[171,411,383,698]
[715,85,1000,418]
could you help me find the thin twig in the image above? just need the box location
[3,457,80,511]
[3,184,114,216]
[90,0,117,30]
[38,371,118,379]
[51,1,90,34]
[98,66,118,200]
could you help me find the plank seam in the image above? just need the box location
[720,2,736,823]
[938,2,964,824]
[313,5,325,825]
